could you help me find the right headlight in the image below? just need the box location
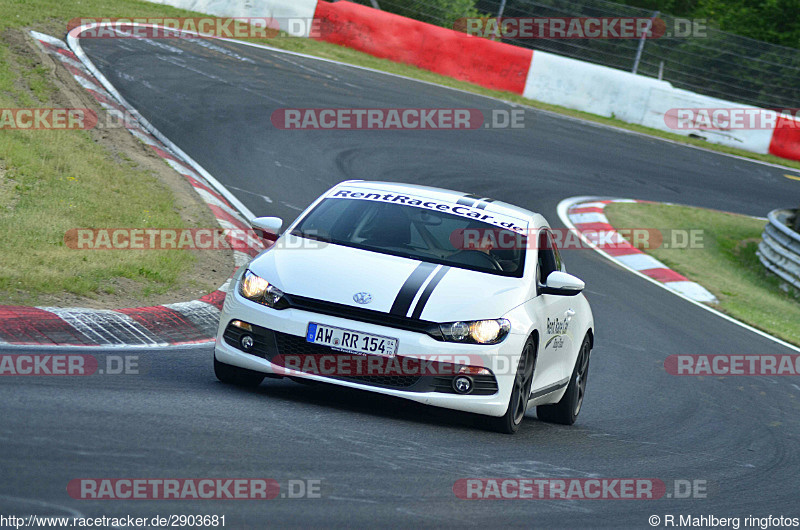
[439,319,510,345]
[239,269,286,308]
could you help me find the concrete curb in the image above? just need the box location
[564,198,717,303]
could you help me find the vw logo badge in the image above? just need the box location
[353,292,372,305]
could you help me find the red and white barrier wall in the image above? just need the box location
[312,1,531,94]
[146,0,800,162]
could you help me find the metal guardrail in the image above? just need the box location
[757,209,800,291]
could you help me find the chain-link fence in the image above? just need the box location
[348,0,800,110]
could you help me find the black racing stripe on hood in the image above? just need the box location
[390,262,437,316]
[410,266,450,320]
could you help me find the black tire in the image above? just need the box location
[214,355,265,388]
[537,334,591,425]
[487,335,537,434]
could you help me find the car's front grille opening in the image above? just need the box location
[272,332,422,389]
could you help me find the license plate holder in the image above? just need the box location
[306,323,397,358]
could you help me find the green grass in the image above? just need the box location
[0,128,193,301]
[0,1,223,304]
[605,202,800,346]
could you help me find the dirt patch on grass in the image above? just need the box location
[0,28,234,309]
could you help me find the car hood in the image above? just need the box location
[246,235,529,322]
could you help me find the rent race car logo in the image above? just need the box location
[329,188,528,234]
[546,317,570,335]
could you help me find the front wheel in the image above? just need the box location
[214,355,265,387]
[537,334,591,425]
[487,335,536,434]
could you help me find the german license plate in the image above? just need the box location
[306,323,397,358]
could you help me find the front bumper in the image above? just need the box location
[213,288,527,417]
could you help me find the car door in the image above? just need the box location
[529,229,576,393]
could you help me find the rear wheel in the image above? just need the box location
[537,334,591,425]
[487,335,536,434]
[214,355,265,387]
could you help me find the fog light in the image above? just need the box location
[240,335,254,351]
[453,375,473,394]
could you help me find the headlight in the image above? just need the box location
[439,319,510,344]
[239,269,285,308]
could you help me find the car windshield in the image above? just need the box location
[291,198,526,277]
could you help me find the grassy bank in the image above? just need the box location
[0,1,231,307]
[605,202,800,346]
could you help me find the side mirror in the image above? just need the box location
[540,271,584,296]
[251,216,283,241]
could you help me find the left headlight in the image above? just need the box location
[439,319,510,345]
[239,269,286,308]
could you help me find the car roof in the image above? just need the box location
[336,180,547,227]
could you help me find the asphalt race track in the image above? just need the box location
[3,34,800,528]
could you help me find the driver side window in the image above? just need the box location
[537,229,559,284]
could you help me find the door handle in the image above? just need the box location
[565,309,575,319]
